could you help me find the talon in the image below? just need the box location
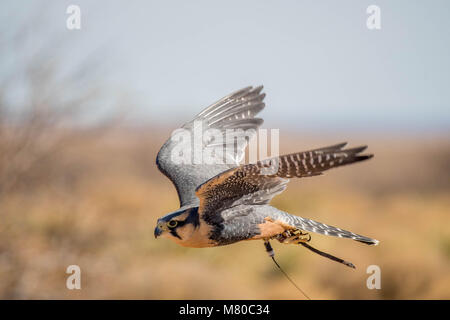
[282,235,299,244]
[293,233,311,243]
[277,231,311,244]
[274,229,311,244]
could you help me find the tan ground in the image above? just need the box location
[0,128,449,299]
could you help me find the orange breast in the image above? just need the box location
[251,217,296,240]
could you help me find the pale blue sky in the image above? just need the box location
[2,0,449,133]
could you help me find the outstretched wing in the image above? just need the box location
[196,143,373,216]
[156,86,266,207]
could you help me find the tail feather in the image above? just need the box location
[277,211,379,245]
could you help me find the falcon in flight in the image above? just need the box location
[154,86,378,261]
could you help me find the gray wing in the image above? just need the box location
[156,86,266,207]
[196,143,373,215]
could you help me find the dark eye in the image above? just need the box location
[167,220,178,228]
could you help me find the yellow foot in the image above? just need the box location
[276,229,311,244]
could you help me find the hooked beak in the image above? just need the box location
[154,226,162,238]
[154,221,166,238]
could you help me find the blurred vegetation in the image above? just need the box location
[0,23,449,300]
[1,123,449,299]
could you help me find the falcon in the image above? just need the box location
[154,86,378,263]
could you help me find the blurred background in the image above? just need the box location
[0,0,449,299]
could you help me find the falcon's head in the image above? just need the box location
[154,207,200,241]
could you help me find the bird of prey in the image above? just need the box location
[154,86,378,265]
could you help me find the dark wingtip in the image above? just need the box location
[344,145,368,154]
[329,142,348,150]
[355,154,374,162]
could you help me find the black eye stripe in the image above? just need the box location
[172,220,187,228]
[170,229,182,240]
[162,207,199,230]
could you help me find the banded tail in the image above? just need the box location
[276,211,379,245]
